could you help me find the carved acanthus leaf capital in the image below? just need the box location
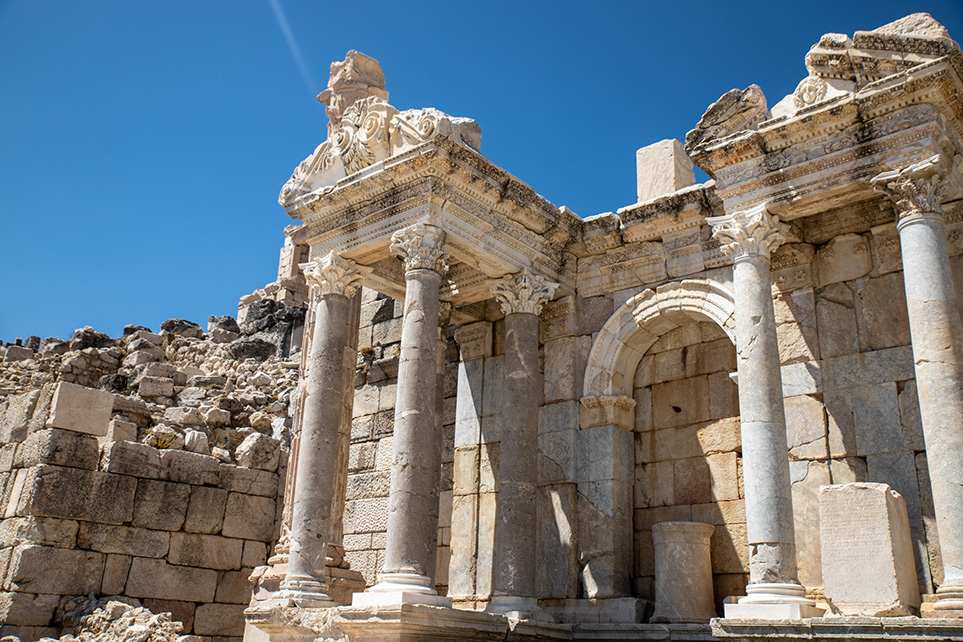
[871,154,945,222]
[301,252,369,300]
[490,268,559,316]
[390,223,450,274]
[707,204,789,261]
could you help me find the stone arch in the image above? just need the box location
[583,279,737,398]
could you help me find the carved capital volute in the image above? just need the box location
[301,252,369,300]
[390,223,450,274]
[490,268,559,316]
[871,154,945,227]
[707,203,788,262]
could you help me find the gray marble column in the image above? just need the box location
[709,205,818,616]
[281,252,367,606]
[354,223,452,608]
[874,155,963,610]
[487,268,558,618]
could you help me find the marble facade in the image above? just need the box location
[245,14,963,642]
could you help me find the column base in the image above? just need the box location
[723,582,824,619]
[932,584,963,611]
[485,595,542,620]
[277,577,337,608]
[352,572,452,608]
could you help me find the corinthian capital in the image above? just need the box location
[491,268,559,316]
[707,204,789,261]
[871,154,945,223]
[301,251,369,299]
[390,223,450,274]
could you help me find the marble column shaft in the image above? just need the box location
[488,269,558,613]
[709,205,809,602]
[874,155,963,609]
[370,223,450,598]
[283,252,366,605]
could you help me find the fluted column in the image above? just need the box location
[873,155,963,611]
[354,223,452,608]
[708,205,819,617]
[281,252,367,606]
[487,268,558,618]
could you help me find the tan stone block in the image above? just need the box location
[707,372,739,420]
[0,591,59,626]
[77,522,170,558]
[852,273,910,352]
[101,553,131,595]
[20,429,100,470]
[691,499,746,526]
[634,354,656,388]
[651,375,709,429]
[707,452,739,501]
[139,376,174,398]
[898,380,926,451]
[790,459,830,589]
[709,522,749,574]
[126,558,216,602]
[816,233,872,286]
[478,443,498,494]
[169,533,242,570]
[19,465,135,525]
[222,494,274,541]
[105,418,138,442]
[342,497,388,534]
[0,516,78,549]
[46,382,113,436]
[241,541,267,568]
[784,395,828,460]
[215,568,254,604]
[673,456,710,504]
[161,450,221,485]
[218,466,278,498]
[870,222,902,275]
[654,348,685,383]
[131,479,191,531]
[100,440,162,478]
[452,446,479,496]
[635,460,672,508]
[636,139,694,202]
[185,487,228,534]
[6,545,104,595]
[633,387,652,432]
[696,417,741,455]
[634,504,692,533]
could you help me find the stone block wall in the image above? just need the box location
[0,401,281,641]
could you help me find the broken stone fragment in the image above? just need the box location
[227,337,275,361]
[160,318,204,339]
[208,315,240,334]
[68,326,115,351]
[234,433,280,472]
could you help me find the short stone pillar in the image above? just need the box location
[353,223,451,608]
[873,155,963,612]
[281,252,367,606]
[651,522,717,623]
[709,204,822,618]
[486,268,558,618]
[820,483,921,616]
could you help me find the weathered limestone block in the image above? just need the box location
[222,492,275,541]
[104,418,138,442]
[0,590,60,626]
[0,389,41,443]
[46,382,113,436]
[783,395,828,460]
[125,557,217,602]
[163,406,204,427]
[6,545,105,595]
[20,428,100,470]
[160,449,221,485]
[816,233,872,286]
[816,283,859,358]
[101,553,132,595]
[76,522,170,558]
[0,516,79,549]
[185,486,228,534]
[18,465,135,525]
[651,521,716,622]
[168,532,242,570]
[138,376,175,399]
[193,602,246,636]
[100,440,162,478]
[852,274,911,351]
[214,568,254,604]
[789,459,830,589]
[219,465,279,498]
[131,479,191,530]
[820,483,921,615]
[234,433,280,472]
[636,139,695,202]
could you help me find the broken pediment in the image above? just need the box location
[279,51,482,209]
[683,85,768,156]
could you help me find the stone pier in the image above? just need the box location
[354,223,452,608]
[487,268,558,618]
[874,156,963,612]
[708,204,821,618]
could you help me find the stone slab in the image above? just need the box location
[46,382,113,436]
[125,557,217,603]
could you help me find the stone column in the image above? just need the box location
[873,155,963,611]
[354,223,452,608]
[708,205,820,617]
[486,268,558,618]
[281,252,367,606]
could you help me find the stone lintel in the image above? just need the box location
[578,396,636,431]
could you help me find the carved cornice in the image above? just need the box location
[707,204,789,261]
[301,252,369,300]
[389,223,450,274]
[871,154,945,225]
[490,268,559,316]
[579,395,637,431]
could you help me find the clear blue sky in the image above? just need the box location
[2,1,961,342]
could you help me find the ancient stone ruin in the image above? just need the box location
[2,11,963,642]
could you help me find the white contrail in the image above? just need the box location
[267,0,318,94]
